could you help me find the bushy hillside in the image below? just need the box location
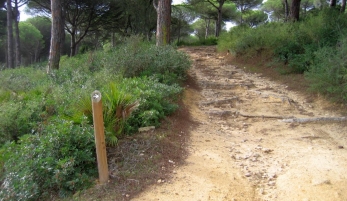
[0,36,191,200]
[218,9,347,102]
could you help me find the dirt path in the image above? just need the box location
[133,46,347,201]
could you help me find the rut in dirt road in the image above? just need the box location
[134,46,347,201]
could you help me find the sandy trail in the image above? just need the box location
[133,46,347,201]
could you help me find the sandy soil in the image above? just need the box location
[133,46,347,201]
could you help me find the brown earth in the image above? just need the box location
[132,46,347,201]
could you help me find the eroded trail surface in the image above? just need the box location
[134,46,347,201]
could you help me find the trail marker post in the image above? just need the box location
[91,90,109,184]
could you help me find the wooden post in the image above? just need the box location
[91,90,109,184]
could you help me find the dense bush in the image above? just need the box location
[0,36,191,200]
[218,9,347,73]
[119,77,182,133]
[218,9,347,102]
[0,119,96,200]
[305,38,347,101]
[177,36,218,46]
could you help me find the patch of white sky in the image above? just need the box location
[173,0,234,30]
[19,5,32,21]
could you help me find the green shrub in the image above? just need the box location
[218,9,347,73]
[0,118,96,200]
[305,38,347,102]
[177,36,218,46]
[120,77,182,134]
[71,82,139,146]
[0,98,43,144]
[109,41,191,81]
[71,77,182,139]
[0,36,191,200]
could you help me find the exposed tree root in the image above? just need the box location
[238,113,295,119]
[200,96,238,106]
[281,117,347,123]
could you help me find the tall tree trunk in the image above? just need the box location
[111,32,115,47]
[14,0,21,67]
[70,30,76,57]
[215,0,225,37]
[48,0,63,73]
[290,0,301,21]
[341,0,346,12]
[153,0,171,46]
[330,0,337,7]
[6,0,14,69]
[177,19,181,43]
[284,0,289,22]
[205,18,210,39]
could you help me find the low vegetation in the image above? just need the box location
[218,9,347,103]
[0,36,191,200]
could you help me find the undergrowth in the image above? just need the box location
[218,9,347,103]
[0,36,191,200]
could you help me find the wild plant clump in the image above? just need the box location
[0,119,96,200]
[0,37,191,200]
[218,9,347,102]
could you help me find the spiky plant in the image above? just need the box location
[72,82,139,146]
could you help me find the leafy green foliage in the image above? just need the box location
[119,77,182,134]
[19,22,45,65]
[218,9,347,102]
[177,36,218,46]
[305,38,347,101]
[218,9,347,73]
[0,37,191,200]
[108,36,191,81]
[0,119,96,200]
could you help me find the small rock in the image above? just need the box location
[312,179,331,186]
[125,194,130,198]
[268,173,277,179]
[259,188,264,195]
[157,179,162,183]
[138,126,155,132]
[268,181,276,186]
[169,160,175,164]
[251,158,257,162]
[245,172,252,177]
[262,148,273,153]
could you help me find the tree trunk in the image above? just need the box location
[284,0,289,22]
[111,32,115,47]
[290,0,301,21]
[215,0,225,37]
[14,0,21,67]
[48,0,63,72]
[6,0,14,69]
[330,0,337,7]
[177,19,181,43]
[70,30,76,57]
[341,0,346,12]
[154,0,171,46]
[205,18,210,39]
